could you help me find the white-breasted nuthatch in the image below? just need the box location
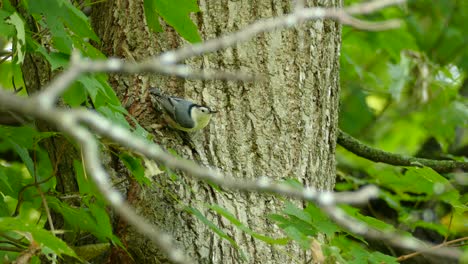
[149,88,217,132]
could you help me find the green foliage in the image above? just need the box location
[25,0,98,54]
[337,0,468,262]
[6,13,25,64]
[0,0,141,260]
[0,0,206,260]
[268,201,400,262]
[186,206,248,261]
[0,128,69,260]
[326,236,399,264]
[119,153,152,186]
[341,0,468,150]
[0,217,78,260]
[143,0,202,43]
[209,204,289,245]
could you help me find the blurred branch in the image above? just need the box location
[0,88,462,259]
[34,54,258,107]
[346,0,404,15]
[32,0,405,108]
[161,0,405,63]
[0,0,426,261]
[337,129,468,172]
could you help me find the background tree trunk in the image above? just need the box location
[91,0,341,262]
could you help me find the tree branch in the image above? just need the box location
[397,236,468,261]
[337,130,468,173]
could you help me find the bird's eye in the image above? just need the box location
[201,108,208,113]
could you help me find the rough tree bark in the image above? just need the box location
[16,1,80,201]
[90,0,341,263]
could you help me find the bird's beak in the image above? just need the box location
[210,109,218,114]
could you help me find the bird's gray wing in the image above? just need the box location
[172,98,195,128]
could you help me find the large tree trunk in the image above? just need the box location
[91,0,341,263]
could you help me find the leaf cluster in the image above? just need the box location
[0,0,199,261]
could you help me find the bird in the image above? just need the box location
[149,88,217,132]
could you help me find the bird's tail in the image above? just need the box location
[149,87,163,97]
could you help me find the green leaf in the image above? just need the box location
[26,36,68,70]
[378,167,455,198]
[210,204,289,245]
[186,206,247,261]
[6,13,26,64]
[48,52,70,70]
[0,197,10,216]
[119,153,151,186]
[96,106,130,129]
[0,217,77,258]
[0,162,30,209]
[26,0,99,53]
[339,86,375,135]
[0,10,15,39]
[0,58,23,90]
[47,197,96,232]
[368,251,399,264]
[34,149,55,189]
[152,0,201,43]
[304,203,341,237]
[77,75,101,102]
[268,213,289,224]
[410,220,448,237]
[372,167,441,197]
[89,203,123,247]
[6,138,34,177]
[283,202,311,223]
[131,120,151,139]
[62,82,88,107]
[0,169,14,197]
[73,37,105,59]
[269,203,328,246]
[376,27,418,62]
[60,0,99,41]
[84,74,123,109]
[425,100,468,147]
[283,226,309,249]
[47,197,121,247]
[73,159,91,194]
[335,236,371,263]
[72,243,111,261]
[143,0,163,32]
[341,205,397,232]
[44,13,74,54]
[281,178,304,189]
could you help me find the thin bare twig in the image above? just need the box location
[397,236,468,261]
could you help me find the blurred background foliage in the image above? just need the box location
[337,0,468,262]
